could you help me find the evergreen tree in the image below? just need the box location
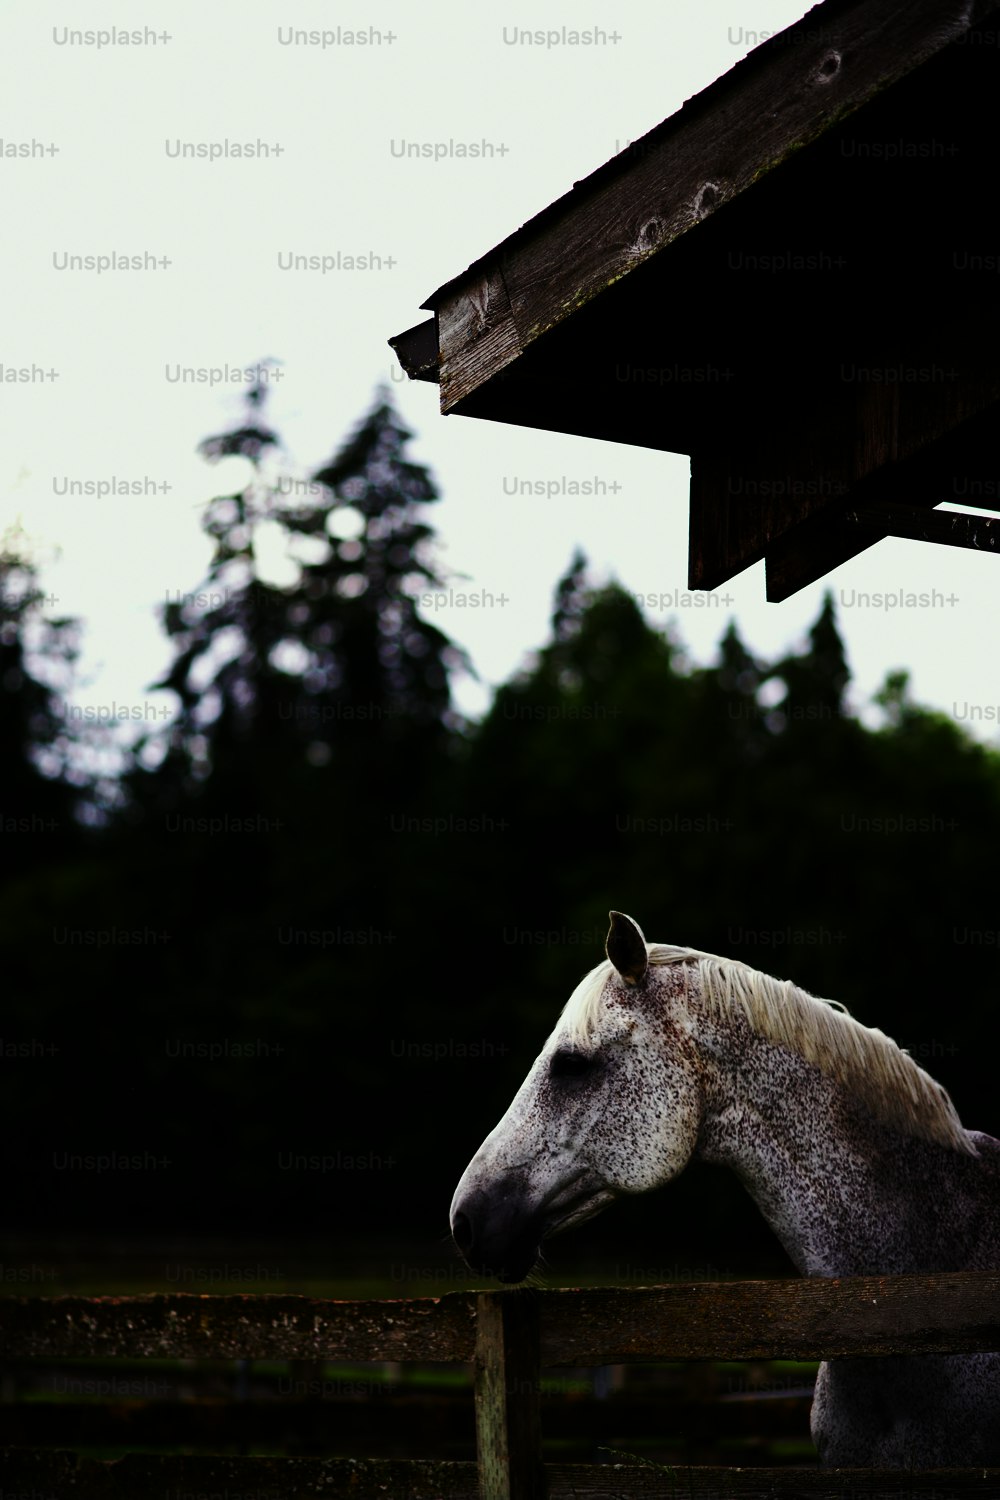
[462,554,709,969]
[288,385,469,766]
[716,617,762,698]
[710,618,769,758]
[771,590,852,726]
[126,382,467,818]
[119,370,283,813]
[550,547,590,643]
[0,526,87,857]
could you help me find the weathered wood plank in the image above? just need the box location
[688,420,858,591]
[0,1451,480,1499]
[389,318,438,382]
[765,497,1000,601]
[474,1291,544,1500]
[537,1272,1000,1364]
[5,1453,1000,1500]
[689,380,904,590]
[0,1292,477,1361]
[844,504,1000,550]
[433,0,985,412]
[2,1272,999,1363]
[551,1466,998,1499]
[762,394,1000,599]
[437,266,522,413]
[694,366,1000,594]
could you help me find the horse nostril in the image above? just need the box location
[452,1211,474,1254]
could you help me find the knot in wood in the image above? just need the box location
[694,182,720,219]
[813,49,842,84]
[636,215,665,251]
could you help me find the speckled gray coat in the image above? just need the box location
[450,915,1000,1465]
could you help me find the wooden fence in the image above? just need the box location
[3,1270,1000,1497]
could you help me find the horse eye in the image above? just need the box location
[549,1048,597,1080]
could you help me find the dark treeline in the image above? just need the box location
[3,384,998,1273]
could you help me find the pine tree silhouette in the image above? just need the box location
[127,381,468,818]
[773,590,851,725]
[0,527,86,856]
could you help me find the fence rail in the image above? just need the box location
[3,1270,1000,1498]
[5,1268,1000,1361]
[4,1452,1000,1499]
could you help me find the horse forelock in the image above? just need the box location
[559,944,975,1155]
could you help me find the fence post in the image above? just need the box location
[474,1290,546,1500]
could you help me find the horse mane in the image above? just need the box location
[561,944,975,1155]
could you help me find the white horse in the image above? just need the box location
[450,911,1000,1465]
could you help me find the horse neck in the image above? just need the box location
[690,1003,972,1277]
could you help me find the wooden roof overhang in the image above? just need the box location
[390,0,1000,600]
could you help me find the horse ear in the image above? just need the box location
[606,911,648,986]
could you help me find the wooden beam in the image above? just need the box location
[388,318,438,382]
[689,382,896,591]
[4,1271,1000,1364]
[535,1271,1000,1364]
[0,1291,478,1362]
[765,504,884,602]
[431,0,986,414]
[844,503,1000,551]
[759,382,1000,600]
[5,1453,1000,1499]
[766,500,1000,600]
[437,265,522,415]
[0,1452,481,1500]
[474,1291,545,1500]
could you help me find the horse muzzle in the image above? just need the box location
[450,1184,543,1284]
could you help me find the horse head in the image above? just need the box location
[449,911,704,1282]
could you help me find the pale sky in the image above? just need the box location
[3,0,996,745]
